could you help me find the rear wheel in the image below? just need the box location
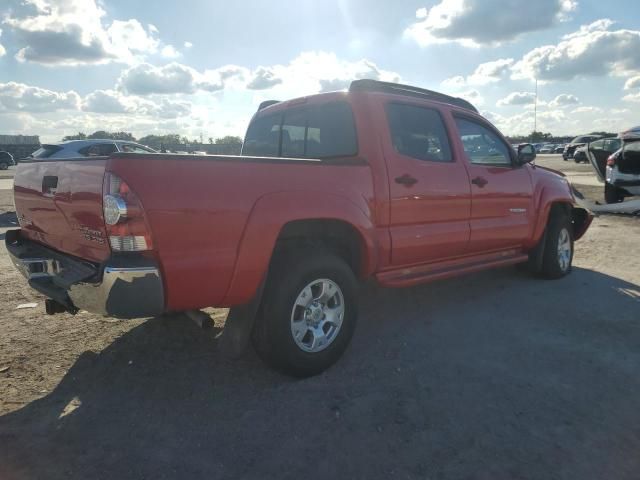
[604,183,625,204]
[540,210,573,279]
[253,249,358,377]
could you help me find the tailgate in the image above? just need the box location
[13,158,111,262]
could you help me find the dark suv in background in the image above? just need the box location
[562,135,602,161]
[0,151,15,170]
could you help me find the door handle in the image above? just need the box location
[394,174,418,187]
[471,176,488,188]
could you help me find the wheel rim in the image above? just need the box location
[557,227,572,272]
[290,278,345,353]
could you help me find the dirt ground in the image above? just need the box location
[1,157,639,480]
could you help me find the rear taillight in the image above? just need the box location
[103,172,153,252]
[606,154,617,167]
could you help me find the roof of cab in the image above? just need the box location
[255,79,479,115]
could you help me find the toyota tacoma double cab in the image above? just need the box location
[6,80,593,377]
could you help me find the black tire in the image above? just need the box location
[253,249,358,377]
[540,209,573,279]
[0,162,7,170]
[604,183,624,204]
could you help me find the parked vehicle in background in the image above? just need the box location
[563,135,602,160]
[29,139,157,159]
[554,144,566,154]
[588,127,640,203]
[533,143,545,153]
[0,151,15,170]
[573,145,588,163]
[539,144,556,154]
[7,79,593,377]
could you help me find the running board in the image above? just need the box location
[376,250,528,288]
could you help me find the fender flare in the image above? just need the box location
[221,190,377,305]
[528,185,574,248]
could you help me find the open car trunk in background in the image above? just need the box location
[618,141,640,175]
[13,158,111,263]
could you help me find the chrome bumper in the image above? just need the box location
[5,229,164,318]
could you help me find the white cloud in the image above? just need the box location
[512,19,640,81]
[82,89,129,113]
[548,93,579,107]
[405,0,576,47]
[443,58,514,86]
[246,67,282,90]
[0,81,80,112]
[117,62,247,95]
[623,92,640,103]
[624,76,640,90]
[5,0,161,65]
[81,89,191,119]
[497,91,536,106]
[457,89,484,106]
[160,45,180,59]
[246,52,400,96]
[573,106,602,113]
[0,29,6,57]
[184,41,193,49]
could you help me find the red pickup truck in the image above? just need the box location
[7,80,592,376]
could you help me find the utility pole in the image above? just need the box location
[534,78,538,133]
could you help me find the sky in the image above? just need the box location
[0,0,639,143]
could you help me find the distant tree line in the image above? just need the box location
[506,130,616,144]
[62,131,243,146]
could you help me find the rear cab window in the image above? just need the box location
[242,101,358,158]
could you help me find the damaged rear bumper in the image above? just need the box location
[5,229,164,318]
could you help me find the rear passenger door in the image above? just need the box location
[452,116,533,253]
[384,102,471,266]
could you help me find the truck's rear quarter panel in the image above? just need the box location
[107,155,374,310]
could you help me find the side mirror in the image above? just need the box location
[517,143,536,165]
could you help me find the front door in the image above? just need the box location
[451,116,533,253]
[384,102,471,266]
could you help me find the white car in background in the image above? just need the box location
[588,127,640,204]
[30,139,156,159]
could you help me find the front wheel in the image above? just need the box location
[540,210,574,279]
[253,250,358,377]
[0,162,7,170]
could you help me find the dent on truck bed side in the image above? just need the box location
[221,190,378,306]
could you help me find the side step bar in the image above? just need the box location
[376,250,528,288]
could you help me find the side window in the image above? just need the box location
[81,143,118,156]
[608,139,621,152]
[121,144,152,153]
[242,113,282,157]
[454,117,512,166]
[386,103,452,162]
[590,139,605,150]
